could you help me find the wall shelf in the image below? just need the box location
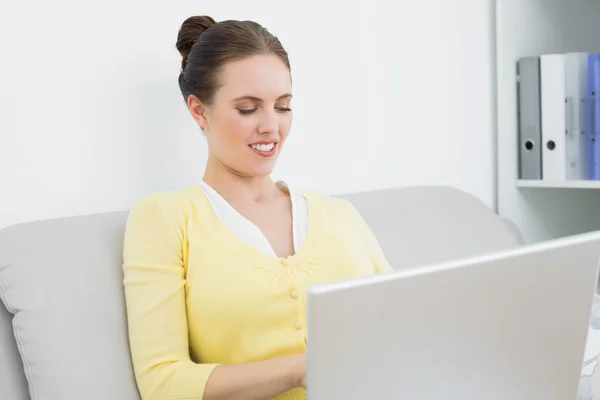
[496,0,600,243]
[516,180,600,189]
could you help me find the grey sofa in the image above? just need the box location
[0,186,524,399]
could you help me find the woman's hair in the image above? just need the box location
[176,16,291,105]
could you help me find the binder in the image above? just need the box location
[588,53,600,180]
[541,54,567,181]
[565,53,588,180]
[517,57,542,180]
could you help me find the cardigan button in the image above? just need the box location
[281,259,291,267]
[291,291,299,299]
[294,321,303,330]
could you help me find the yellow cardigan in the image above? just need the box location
[122,184,391,400]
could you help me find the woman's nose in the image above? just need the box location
[258,110,279,134]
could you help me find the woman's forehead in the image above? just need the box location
[217,55,292,101]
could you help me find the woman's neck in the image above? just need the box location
[202,159,281,203]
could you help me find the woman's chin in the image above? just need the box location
[244,163,277,178]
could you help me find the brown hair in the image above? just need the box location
[176,16,291,105]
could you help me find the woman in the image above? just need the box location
[122,15,391,400]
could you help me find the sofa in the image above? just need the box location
[0,185,532,399]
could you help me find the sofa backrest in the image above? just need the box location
[0,301,29,399]
[342,185,523,270]
[0,185,522,400]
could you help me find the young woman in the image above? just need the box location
[122,15,391,400]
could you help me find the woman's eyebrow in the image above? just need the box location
[232,93,293,102]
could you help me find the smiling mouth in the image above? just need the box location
[250,143,275,152]
[249,142,277,157]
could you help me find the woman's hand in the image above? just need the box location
[288,353,307,388]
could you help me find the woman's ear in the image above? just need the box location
[187,94,209,131]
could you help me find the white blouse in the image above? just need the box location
[199,181,308,258]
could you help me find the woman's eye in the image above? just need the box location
[237,107,291,115]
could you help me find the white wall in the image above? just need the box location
[0,0,496,229]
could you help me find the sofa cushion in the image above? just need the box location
[0,212,140,400]
[0,301,29,400]
[342,185,523,270]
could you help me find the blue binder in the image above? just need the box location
[588,54,600,179]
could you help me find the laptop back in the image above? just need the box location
[306,231,600,400]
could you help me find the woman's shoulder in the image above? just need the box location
[127,184,200,226]
[299,188,359,216]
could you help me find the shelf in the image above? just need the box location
[517,180,600,189]
[495,0,600,243]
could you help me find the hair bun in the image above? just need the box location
[176,15,216,70]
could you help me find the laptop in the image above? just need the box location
[306,231,600,400]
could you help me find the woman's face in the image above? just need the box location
[191,54,293,178]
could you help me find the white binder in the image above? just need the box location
[565,52,588,180]
[541,54,567,181]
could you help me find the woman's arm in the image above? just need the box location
[204,354,305,400]
[122,194,304,400]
